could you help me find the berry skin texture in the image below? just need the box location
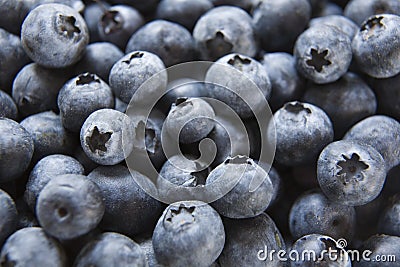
[261,52,305,111]
[152,201,225,267]
[12,63,70,118]
[343,115,400,171]
[219,213,285,267]
[193,6,257,61]
[309,15,359,40]
[74,232,147,267]
[302,72,377,137]
[87,165,163,236]
[164,97,215,144]
[205,53,271,118]
[252,0,311,52]
[0,227,67,267]
[24,154,85,211]
[80,109,135,166]
[0,28,30,93]
[344,0,400,26]
[74,42,124,82]
[21,3,89,68]
[109,51,167,104]
[268,101,334,166]
[317,140,386,206]
[36,174,105,240]
[126,20,196,67]
[58,73,115,133]
[156,0,213,31]
[206,156,274,219]
[0,189,18,246]
[20,111,77,162]
[0,118,34,183]
[0,89,18,120]
[289,189,356,241]
[98,5,144,50]
[294,24,352,84]
[352,14,400,78]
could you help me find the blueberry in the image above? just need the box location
[344,0,400,25]
[352,14,400,78]
[0,28,30,93]
[343,115,400,171]
[206,156,274,218]
[20,111,78,162]
[157,154,209,201]
[152,201,225,267]
[317,140,386,206]
[21,3,89,68]
[83,1,110,43]
[0,189,17,246]
[252,0,311,52]
[164,97,215,144]
[0,90,18,120]
[36,174,104,240]
[378,194,400,236]
[126,20,196,67]
[368,72,400,120]
[354,234,400,267]
[0,118,34,183]
[87,165,163,236]
[302,72,377,137]
[24,154,85,211]
[205,53,271,118]
[74,232,147,267]
[80,109,135,165]
[289,189,356,241]
[98,5,144,50]
[294,24,352,84]
[193,6,257,61]
[261,52,305,111]
[268,101,334,166]
[290,234,352,267]
[0,0,85,35]
[0,227,67,267]
[109,51,167,104]
[309,15,358,39]
[12,63,70,118]
[156,0,213,31]
[58,73,115,132]
[219,213,285,267]
[74,42,124,82]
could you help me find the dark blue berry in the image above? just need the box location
[21,3,89,68]
[36,174,104,240]
[0,118,34,183]
[317,140,386,206]
[152,201,225,267]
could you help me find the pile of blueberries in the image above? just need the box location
[1,0,400,266]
